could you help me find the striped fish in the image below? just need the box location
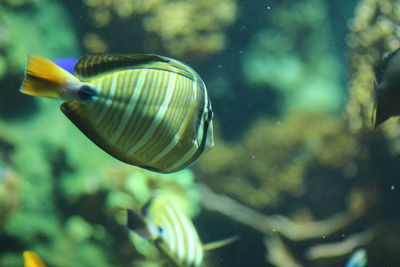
[126,195,237,267]
[20,54,214,173]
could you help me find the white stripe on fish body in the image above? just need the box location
[115,69,150,146]
[145,76,196,165]
[110,70,145,143]
[107,71,133,135]
[125,71,170,154]
[94,72,120,126]
[160,211,177,258]
[126,72,178,155]
[144,77,193,163]
[162,136,198,173]
[91,75,113,117]
[150,78,202,171]
[174,203,197,266]
[125,71,196,168]
[124,70,169,158]
[158,202,203,267]
[118,70,157,149]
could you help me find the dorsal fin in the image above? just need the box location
[74,53,196,81]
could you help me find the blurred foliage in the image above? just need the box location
[195,113,359,209]
[241,0,343,113]
[80,0,238,59]
[0,0,79,79]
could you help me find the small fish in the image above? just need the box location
[373,48,400,127]
[126,195,237,267]
[345,248,367,267]
[23,251,47,267]
[20,54,214,173]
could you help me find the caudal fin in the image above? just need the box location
[20,55,78,99]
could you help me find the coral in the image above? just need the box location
[346,0,400,150]
[241,0,343,113]
[82,0,238,58]
[195,113,358,209]
[0,0,79,79]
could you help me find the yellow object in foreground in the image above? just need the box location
[23,251,46,267]
[20,54,214,173]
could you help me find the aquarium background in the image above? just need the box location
[1,0,400,266]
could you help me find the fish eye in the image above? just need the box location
[157,226,165,236]
[78,85,97,101]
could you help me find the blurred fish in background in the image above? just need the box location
[126,194,237,267]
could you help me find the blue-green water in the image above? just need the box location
[1,0,399,266]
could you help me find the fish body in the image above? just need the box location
[345,248,367,267]
[23,251,47,267]
[126,195,236,267]
[20,54,214,173]
[373,48,400,126]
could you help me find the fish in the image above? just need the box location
[126,195,237,267]
[373,48,400,127]
[345,248,367,267]
[20,54,214,173]
[23,251,47,267]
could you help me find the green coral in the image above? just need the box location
[242,0,343,113]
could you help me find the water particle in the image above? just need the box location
[391,185,395,190]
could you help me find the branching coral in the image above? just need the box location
[346,0,400,149]
[82,0,238,58]
[195,113,358,209]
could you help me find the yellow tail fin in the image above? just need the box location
[20,55,79,99]
[23,251,46,267]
